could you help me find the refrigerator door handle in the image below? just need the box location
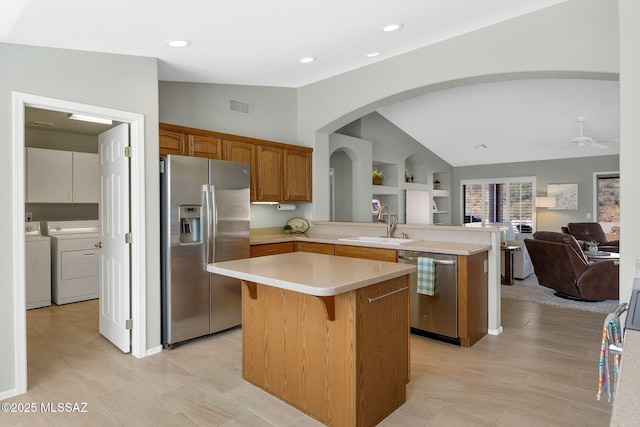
[209,184,217,264]
[202,184,211,269]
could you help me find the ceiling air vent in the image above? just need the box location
[229,99,253,116]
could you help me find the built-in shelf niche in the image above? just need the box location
[372,161,398,188]
[404,154,427,184]
[431,171,450,224]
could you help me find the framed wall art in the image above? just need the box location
[547,183,578,210]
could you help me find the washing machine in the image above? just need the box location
[25,221,51,309]
[45,220,100,305]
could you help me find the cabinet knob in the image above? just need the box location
[95,242,102,248]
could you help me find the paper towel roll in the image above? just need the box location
[276,203,296,211]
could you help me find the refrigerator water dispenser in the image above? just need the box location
[179,205,202,244]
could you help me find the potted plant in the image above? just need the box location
[372,170,384,185]
[433,179,441,190]
[587,240,599,253]
[283,224,293,234]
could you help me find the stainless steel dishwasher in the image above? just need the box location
[397,250,459,344]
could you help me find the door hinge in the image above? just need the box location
[125,319,133,330]
[125,233,132,244]
[124,146,132,157]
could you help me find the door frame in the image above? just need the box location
[12,92,148,395]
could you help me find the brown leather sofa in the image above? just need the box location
[562,222,619,253]
[524,231,619,301]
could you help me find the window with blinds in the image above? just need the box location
[461,177,535,232]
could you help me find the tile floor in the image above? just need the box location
[1,297,613,426]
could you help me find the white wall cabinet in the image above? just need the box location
[26,148,99,203]
[72,152,99,203]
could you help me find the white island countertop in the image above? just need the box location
[207,252,416,297]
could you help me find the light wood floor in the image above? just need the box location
[1,297,613,426]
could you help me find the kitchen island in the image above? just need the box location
[208,252,415,427]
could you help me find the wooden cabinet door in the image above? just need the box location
[283,149,312,202]
[356,277,409,425]
[159,129,186,156]
[250,242,295,258]
[295,241,335,255]
[189,134,222,159]
[224,140,256,201]
[335,245,397,262]
[256,145,283,202]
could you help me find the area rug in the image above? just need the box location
[501,274,620,314]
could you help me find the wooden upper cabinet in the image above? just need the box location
[159,129,186,156]
[256,145,283,202]
[224,139,256,201]
[283,149,312,202]
[189,134,222,159]
[159,123,312,203]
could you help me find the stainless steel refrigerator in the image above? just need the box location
[161,155,250,348]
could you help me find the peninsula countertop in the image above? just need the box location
[250,232,490,256]
[207,251,416,297]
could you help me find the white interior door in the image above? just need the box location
[98,123,131,352]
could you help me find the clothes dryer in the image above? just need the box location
[45,220,100,305]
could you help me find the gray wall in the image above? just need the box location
[27,128,98,153]
[159,81,299,144]
[453,155,619,231]
[0,42,159,396]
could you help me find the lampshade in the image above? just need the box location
[536,196,557,208]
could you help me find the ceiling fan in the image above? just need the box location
[571,117,612,149]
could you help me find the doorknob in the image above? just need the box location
[95,242,102,248]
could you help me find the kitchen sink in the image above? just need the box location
[337,236,416,245]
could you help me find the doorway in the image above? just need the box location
[12,92,148,396]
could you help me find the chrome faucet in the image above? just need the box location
[377,204,396,238]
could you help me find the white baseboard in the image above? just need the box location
[145,345,163,357]
[0,388,18,401]
[488,326,503,336]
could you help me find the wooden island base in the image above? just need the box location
[241,276,410,427]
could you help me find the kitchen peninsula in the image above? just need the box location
[208,252,415,427]
[250,220,499,338]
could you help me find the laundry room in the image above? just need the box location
[24,107,116,309]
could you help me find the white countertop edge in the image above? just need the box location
[207,253,416,297]
[312,221,502,232]
[250,233,490,255]
[208,264,415,296]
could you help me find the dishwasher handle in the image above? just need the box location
[397,255,455,266]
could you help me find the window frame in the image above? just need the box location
[460,176,537,232]
[593,170,620,237]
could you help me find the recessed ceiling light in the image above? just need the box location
[167,40,191,48]
[366,52,381,58]
[300,57,316,64]
[382,23,403,32]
